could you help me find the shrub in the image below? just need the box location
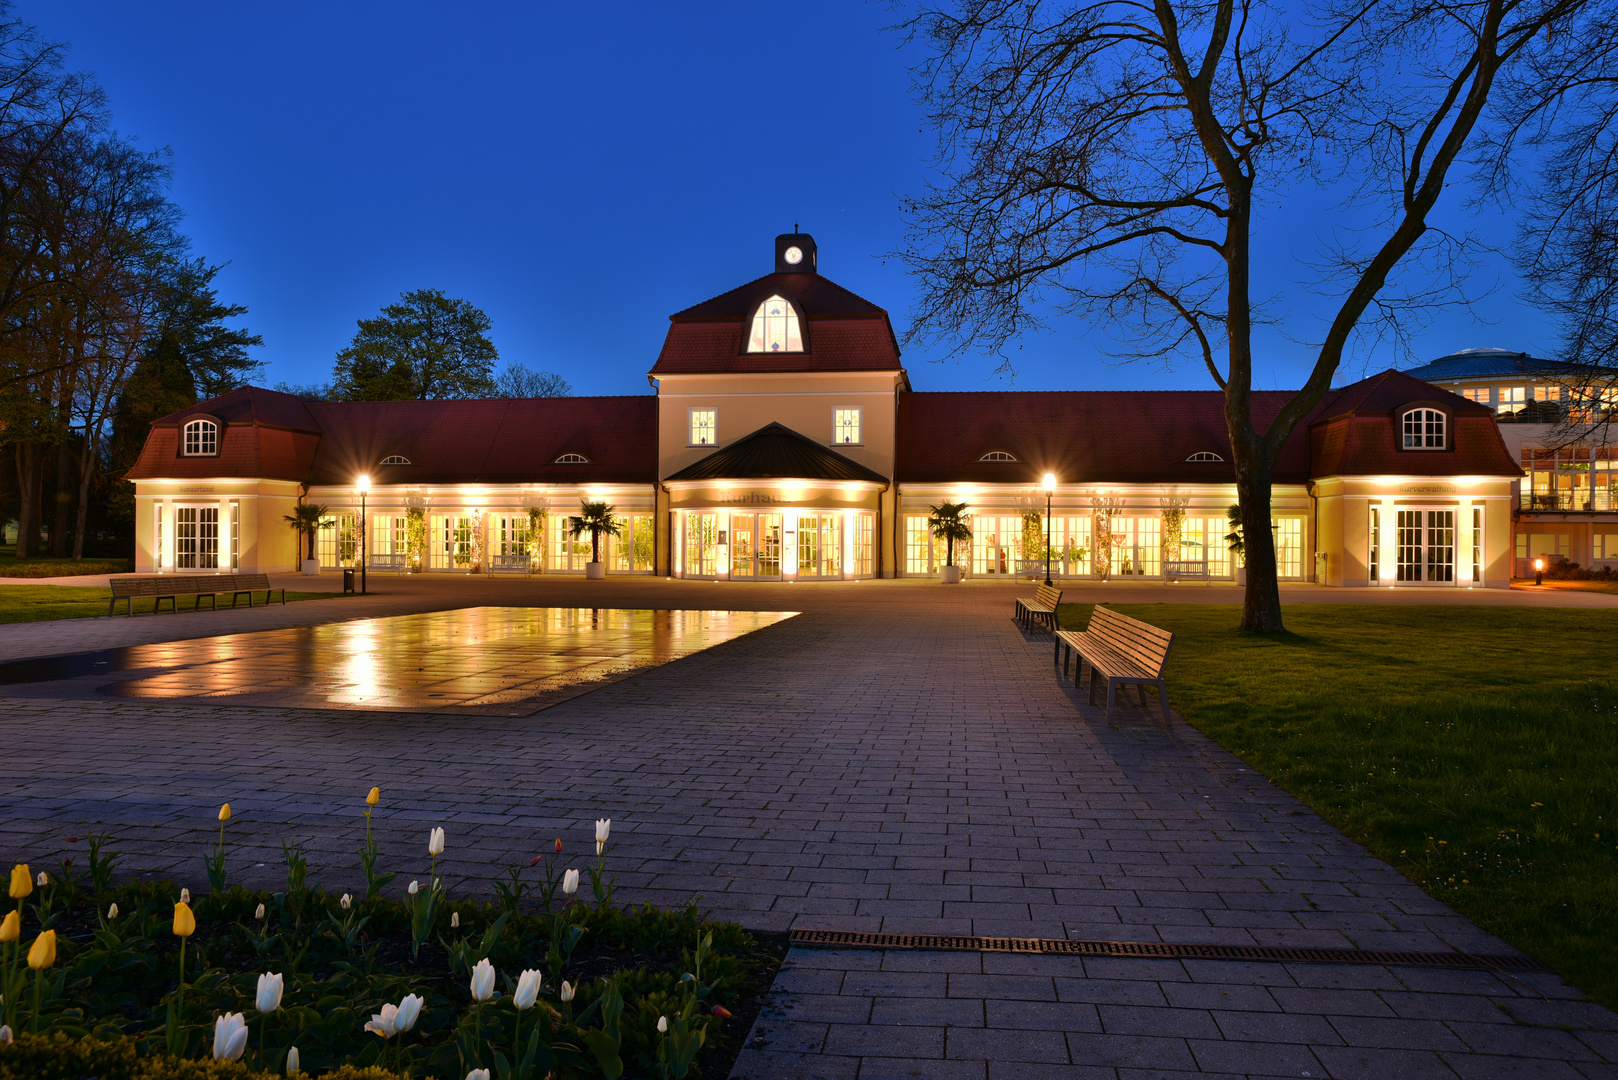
[0,1034,418,1080]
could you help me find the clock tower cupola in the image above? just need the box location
[775,232,817,274]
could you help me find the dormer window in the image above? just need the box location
[1402,408,1446,449]
[979,451,1017,462]
[554,453,590,464]
[1186,451,1225,462]
[746,295,803,353]
[182,418,218,456]
[379,455,412,465]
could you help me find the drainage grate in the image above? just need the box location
[788,929,1548,971]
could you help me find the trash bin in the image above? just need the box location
[342,568,356,595]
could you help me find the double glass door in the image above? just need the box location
[1397,508,1455,583]
[727,513,781,579]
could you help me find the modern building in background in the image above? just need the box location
[125,234,1523,587]
[1406,348,1618,575]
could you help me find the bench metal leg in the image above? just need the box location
[1104,679,1117,723]
[1157,680,1171,725]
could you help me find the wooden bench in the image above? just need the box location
[108,573,286,615]
[1162,559,1212,585]
[1054,606,1174,724]
[1014,582,1063,634]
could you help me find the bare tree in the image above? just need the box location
[899,0,1607,630]
[494,362,571,398]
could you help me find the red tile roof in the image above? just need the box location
[303,397,657,485]
[126,387,323,482]
[651,271,901,375]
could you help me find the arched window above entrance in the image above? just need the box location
[746,295,804,353]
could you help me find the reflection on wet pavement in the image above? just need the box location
[16,608,796,715]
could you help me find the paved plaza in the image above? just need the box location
[2,576,1615,1078]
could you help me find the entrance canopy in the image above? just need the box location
[664,422,888,484]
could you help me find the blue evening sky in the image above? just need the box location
[43,1,1556,397]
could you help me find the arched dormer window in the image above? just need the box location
[1186,451,1225,462]
[182,418,218,456]
[979,451,1017,462]
[1402,408,1447,449]
[379,454,412,465]
[554,453,590,464]
[746,295,803,353]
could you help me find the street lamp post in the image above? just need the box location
[357,474,369,596]
[1042,472,1056,587]
[1534,557,1544,587]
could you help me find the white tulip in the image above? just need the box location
[0,1025,11,1044]
[428,827,445,856]
[657,1015,668,1033]
[286,1045,300,1074]
[467,1070,491,1080]
[180,888,190,903]
[395,993,425,1033]
[562,868,579,895]
[255,903,266,920]
[469,957,496,1002]
[451,911,460,929]
[256,971,284,1013]
[596,818,611,855]
[340,893,352,910]
[407,880,419,895]
[107,903,118,920]
[35,871,47,887]
[213,1012,250,1061]
[364,1002,398,1038]
[513,968,542,1011]
[560,980,575,1002]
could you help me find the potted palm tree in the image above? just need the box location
[283,503,330,575]
[567,500,622,580]
[1225,503,1246,585]
[927,501,972,583]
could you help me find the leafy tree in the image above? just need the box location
[899,0,1608,631]
[332,288,498,401]
[494,363,570,398]
[567,500,622,565]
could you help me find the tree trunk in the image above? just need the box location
[1235,459,1284,632]
[51,439,71,557]
[73,424,100,562]
[14,441,37,559]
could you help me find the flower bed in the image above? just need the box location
[0,799,782,1079]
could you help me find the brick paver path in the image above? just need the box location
[1,576,1613,1077]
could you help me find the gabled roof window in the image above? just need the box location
[978,451,1017,462]
[554,453,590,464]
[1186,451,1225,462]
[379,454,412,465]
[746,295,804,353]
[182,418,218,457]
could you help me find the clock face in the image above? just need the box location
[783,246,803,265]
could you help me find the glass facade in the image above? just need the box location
[318,512,359,569]
[175,505,219,570]
[679,509,873,579]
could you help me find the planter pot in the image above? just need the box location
[301,559,320,576]
[1236,566,1247,586]
[940,566,962,584]
[585,562,606,580]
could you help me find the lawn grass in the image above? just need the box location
[0,546,133,577]
[1515,579,1618,595]
[0,583,340,623]
[1056,602,1618,1009]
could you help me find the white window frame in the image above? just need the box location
[745,295,804,353]
[688,408,717,447]
[182,419,218,456]
[1401,408,1446,449]
[832,407,862,446]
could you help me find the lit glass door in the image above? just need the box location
[1396,508,1455,584]
[176,506,219,570]
[756,514,782,578]
[683,512,721,577]
[730,515,754,577]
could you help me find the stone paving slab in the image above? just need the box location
[0,577,1611,1077]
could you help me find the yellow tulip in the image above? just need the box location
[173,902,196,938]
[8,864,30,900]
[26,930,54,970]
[367,787,380,807]
[0,910,18,942]
[218,803,232,822]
